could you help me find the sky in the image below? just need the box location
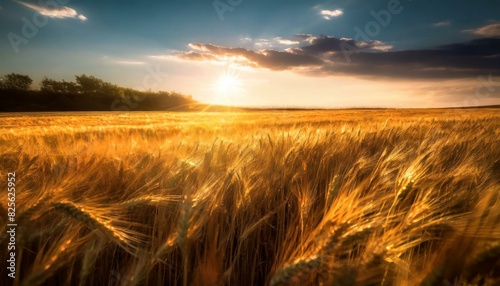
[1,0,500,108]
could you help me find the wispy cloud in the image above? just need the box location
[15,0,87,21]
[103,56,146,66]
[240,37,253,43]
[274,37,300,45]
[115,60,146,65]
[254,39,273,48]
[293,34,316,44]
[237,37,301,49]
[464,22,500,38]
[433,21,450,27]
[320,9,343,20]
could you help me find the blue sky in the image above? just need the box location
[1,0,500,107]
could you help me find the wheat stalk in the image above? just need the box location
[51,201,140,253]
[154,233,178,262]
[79,238,106,286]
[22,234,80,286]
[121,194,181,208]
[177,193,193,286]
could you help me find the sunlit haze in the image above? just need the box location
[1,0,499,108]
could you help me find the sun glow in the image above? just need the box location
[218,68,241,94]
[211,67,245,105]
[218,73,239,94]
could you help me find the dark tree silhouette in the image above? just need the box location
[75,74,108,93]
[0,73,33,90]
[0,72,197,112]
[41,77,78,93]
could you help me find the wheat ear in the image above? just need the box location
[269,255,321,286]
[51,201,136,252]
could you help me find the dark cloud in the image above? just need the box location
[253,50,324,70]
[188,43,323,70]
[327,38,500,79]
[300,36,358,54]
[176,34,500,79]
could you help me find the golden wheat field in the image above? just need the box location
[0,109,499,286]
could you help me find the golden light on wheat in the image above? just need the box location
[0,109,499,285]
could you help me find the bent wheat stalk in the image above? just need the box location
[51,201,142,254]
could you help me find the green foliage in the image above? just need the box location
[74,74,106,93]
[0,73,196,111]
[41,77,79,93]
[0,73,33,90]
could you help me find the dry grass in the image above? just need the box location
[0,109,499,285]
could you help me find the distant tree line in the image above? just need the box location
[0,73,196,112]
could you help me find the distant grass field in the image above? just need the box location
[0,109,499,286]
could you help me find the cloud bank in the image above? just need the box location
[168,29,500,80]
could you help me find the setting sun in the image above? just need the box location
[217,68,242,94]
[218,72,239,94]
[211,68,246,105]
